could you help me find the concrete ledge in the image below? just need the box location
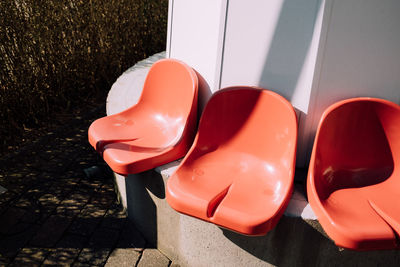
[109,54,400,266]
[155,160,317,220]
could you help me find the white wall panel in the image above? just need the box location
[304,0,400,158]
[168,0,227,109]
[220,0,323,114]
[220,0,325,166]
[168,0,400,168]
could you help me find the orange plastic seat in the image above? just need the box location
[307,98,400,250]
[88,59,198,175]
[166,87,297,235]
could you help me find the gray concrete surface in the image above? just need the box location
[137,249,170,267]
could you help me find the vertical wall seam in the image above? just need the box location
[302,0,334,163]
[215,0,229,91]
[166,0,175,58]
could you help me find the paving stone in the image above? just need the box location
[101,205,127,230]
[0,223,39,258]
[117,222,146,250]
[99,180,116,190]
[0,190,17,206]
[67,203,107,237]
[4,171,27,180]
[20,186,47,201]
[72,261,93,267]
[0,207,26,234]
[89,194,115,210]
[68,217,102,237]
[79,179,104,191]
[30,215,72,247]
[75,183,97,196]
[41,160,71,174]
[42,248,81,266]
[56,193,91,217]
[33,193,63,223]
[88,227,119,248]
[0,191,17,215]
[45,181,76,200]
[63,169,84,180]
[2,220,35,236]
[105,248,140,267]
[10,247,50,267]
[5,182,28,195]
[36,148,58,162]
[13,195,34,209]
[0,254,11,266]
[20,205,45,224]
[56,233,88,248]
[24,187,44,197]
[80,204,108,218]
[38,193,61,206]
[137,249,170,267]
[77,248,111,266]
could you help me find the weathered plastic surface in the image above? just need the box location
[88,59,198,175]
[307,98,400,250]
[166,87,298,235]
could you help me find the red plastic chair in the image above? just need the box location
[88,59,198,175]
[166,87,298,235]
[307,98,400,250]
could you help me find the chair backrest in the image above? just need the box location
[192,87,297,173]
[312,98,400,200]
[139,59,198,120]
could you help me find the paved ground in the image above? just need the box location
[0,104,171,266]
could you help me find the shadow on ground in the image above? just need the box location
[0,105,170,266]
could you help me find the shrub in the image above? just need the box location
[0,0,167,151]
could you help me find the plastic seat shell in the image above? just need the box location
[88,59,198,175]
[307,97,400,250]
[166,87,298,235]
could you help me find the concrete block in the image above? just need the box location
[137,249,170,267]
[105,248,140,267]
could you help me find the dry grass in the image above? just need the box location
[0,0,167,153]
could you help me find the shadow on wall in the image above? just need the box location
[124,171,165,247]
[259,0,321,110]
[222,216,400,266]
[257,0,322,167]
[195,70,212,119]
